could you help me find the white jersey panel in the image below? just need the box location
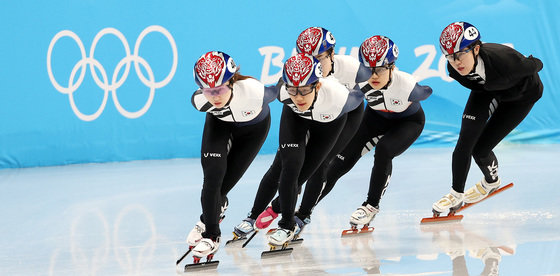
[360,69,417,113]
[192,78,265,122]
[332,55,361,89]
[279,77,349,123]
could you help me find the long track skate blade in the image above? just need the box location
[341,227,374,237]
[184,260,219,272]
[176,247,193,265]
[225,237,247,246]
[261,247,293,258]
[420,214,463,224]
[241,230,259,248]
[456,183,514,213]
[498,245,515,255]
[290,238,304,245]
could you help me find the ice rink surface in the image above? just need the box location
[1,144,559,275]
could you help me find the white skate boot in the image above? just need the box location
[471,247,502,263]
[464,178,501,204]
[267,227,295,247]
[233,218,256,238]
[469,247,501,276]
[350,204,379,227]
[192,237,220,262]
[432,189,464,215]
[186,221,205,247]
[481,247,501,276]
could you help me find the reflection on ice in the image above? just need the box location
[0,145,558,275]
[421,222,514,276]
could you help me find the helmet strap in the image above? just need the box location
[327,56,335,76]
[380,66,394,90]
[469,49,479,74]
[222,85,234,108]
[309,83,319,109]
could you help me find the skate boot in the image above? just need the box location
[446,249,466,260]
[480,247,501,276]
[255,206,278,229]
[267,227,295,247]
[464,178,501,204]
[477,247,502,263]
[233,218,256,239]
[294,214,311,239]
[341,204,378,236]
[225,217,259,247]
[432,189,464,216]
[350,204,379,227]
[186,221,205,247]
[191,237,220,263]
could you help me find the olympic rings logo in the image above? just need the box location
[48,204,170,275]
[47,25,178,121]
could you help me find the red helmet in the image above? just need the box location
[439,22,481,55]
[359,35,398,68]
[282,54,322,87]
[193,51,237,88]
[296,27,336,56]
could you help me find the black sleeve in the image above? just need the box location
[340,89,365,114]
[263,86,279,104]
[275,77,284,100]
[483,44,543,91]
[447,63,485,91]
[511,55,543,80]
[355,64,372,83]
[408,83,433,102]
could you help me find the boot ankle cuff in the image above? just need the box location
[450,189,464,200]
[482,177,500,187]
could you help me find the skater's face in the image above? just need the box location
[287,82,321,111]
[447,44,480,76]
[315,50,334,77]
[202,81,232,108]
[367,64,393,90]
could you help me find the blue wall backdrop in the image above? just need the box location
[1,0,558,168]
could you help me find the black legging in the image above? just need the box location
[200,113,271,239]
[323,107,425,208]
[248,103,364,220]
[452,91,537,193]
[296,101,365,218]
[249,105,347,231]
